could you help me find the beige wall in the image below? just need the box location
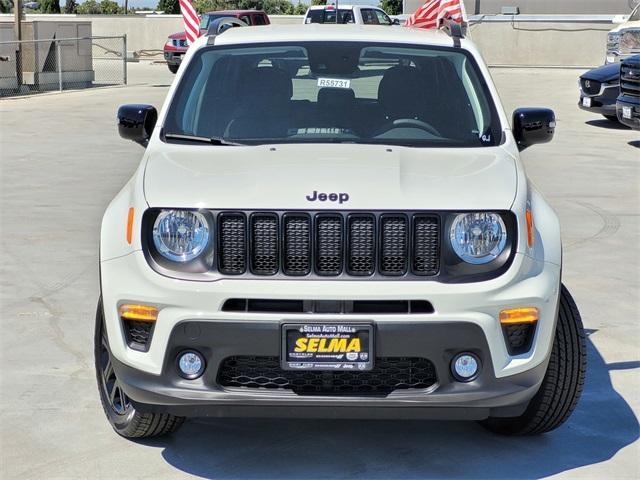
[0,14,613,67]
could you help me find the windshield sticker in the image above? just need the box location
[317,78,351,89]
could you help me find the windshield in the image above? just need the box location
[164,42,502,148]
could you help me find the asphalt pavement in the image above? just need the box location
[1,62,638,479]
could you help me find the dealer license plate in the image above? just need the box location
[582,97,591,108]
[623,106,632,119]
[282,323,373,371]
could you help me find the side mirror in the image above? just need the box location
[512,108,555,151]
[392,18,401,25]
[117,104,157,146]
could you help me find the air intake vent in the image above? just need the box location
[412,215,440,275]
[380,215,408,275]
[347,215,375,276]
[315,215,343,275]
[218,214,247,274]
[250,214,278,275]
[283,214,311,275]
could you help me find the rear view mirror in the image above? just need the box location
[512,108,555,151]
[117,104,157,147]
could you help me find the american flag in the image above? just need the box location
[405,0,464,29]
[179,0,201,45]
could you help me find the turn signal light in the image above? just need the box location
[526,208,534,248]
[126,207,135,245]
[499,307,539,325]
[119,304,159,322]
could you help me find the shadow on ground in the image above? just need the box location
[629,140,640,149]
[143,332,638,479]
[585,119,631,130]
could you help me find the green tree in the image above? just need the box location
[77,0,102,13]
[310,0,325,5]
[64,0,78,13]
[0,0,10,13]
[157,0,180,14]
[99,0,120,12]
[40,0,61,13]
[380,0,401,15]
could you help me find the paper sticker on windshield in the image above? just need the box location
[317,78,351,89]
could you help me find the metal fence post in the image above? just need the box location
[122,34,127,85]
[56,40,62,92]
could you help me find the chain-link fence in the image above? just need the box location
[0,35,127,98]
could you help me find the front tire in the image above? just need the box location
[481,284,587,435]
[95,299,185,438]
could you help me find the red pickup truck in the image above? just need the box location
[163,10,270,73]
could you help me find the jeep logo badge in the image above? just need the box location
[306,190,349,204]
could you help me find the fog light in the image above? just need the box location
[177,351,205,379]
[451,353,480,382]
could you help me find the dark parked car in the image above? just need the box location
[617,55,640,129]
[578,63,620,122]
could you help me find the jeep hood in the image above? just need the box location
[143,144,517,210]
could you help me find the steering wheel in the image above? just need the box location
[375,118,442,137]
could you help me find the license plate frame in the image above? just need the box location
[281,323,374,371]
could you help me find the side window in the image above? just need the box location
[306,10,324,23]
[340,10,354,23]
[361,9,379,25]
[253,14,267,25]
[239,15,251,25]
[374,9,392,25]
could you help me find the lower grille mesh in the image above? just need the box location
[218,356,437,396]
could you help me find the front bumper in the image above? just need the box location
[163,50,184,66]
[617,97,640,129]
[101,250,560,416]
[111,320,548,419]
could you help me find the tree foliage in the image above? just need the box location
[380,0,401,16]
[157,0,179,14]
[191,0,305,15]
[64,0,78,13]
[40,0,61,13]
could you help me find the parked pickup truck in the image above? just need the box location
[607,4,640,64]
[163,9,270,73]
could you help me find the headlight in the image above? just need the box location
[449,212,507,264]
[152,210,209,262]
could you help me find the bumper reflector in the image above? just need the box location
[499,307,539,325]
[119,304,158,322]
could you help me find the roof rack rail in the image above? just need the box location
[206,17,248,42]
[440,18,465,46]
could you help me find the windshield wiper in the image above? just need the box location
[164,133,243,146]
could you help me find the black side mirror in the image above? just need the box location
[512,108,555,151]
[392,18,401,25]
[117,104,157,146]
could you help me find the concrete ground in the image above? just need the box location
[1,62,638,479]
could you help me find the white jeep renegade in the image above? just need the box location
[96,23,586,438]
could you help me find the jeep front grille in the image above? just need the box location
[218,356,437,396]
[217,211,440,279]
[621,60,640,98]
